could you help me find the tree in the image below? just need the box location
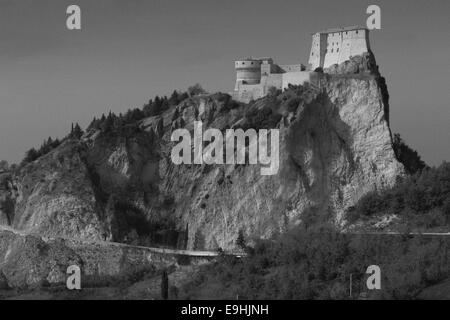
[169,90,180,106]
[0,160,8,172]
[393,133,427,174]
[144,96,164,117]
[101,112,115,132]
[88,117,101,131]
[161,269,169,300]
[179,92,189,101]
[187,83,206,97]
[23,148,39,164]
[70,123,84,139]
[267,86,279,98]
[161,99,170,112]
[236,230,246,249]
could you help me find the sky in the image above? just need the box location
[0,0,449,166]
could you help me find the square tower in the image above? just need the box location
[308,26,370,70]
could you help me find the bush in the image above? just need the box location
[314,67,324,73]
[393,133,427,174]
[180,228,450,300]
[267,86,281,98]
[187,83,206,97]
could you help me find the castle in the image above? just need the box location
[232,26,371,102]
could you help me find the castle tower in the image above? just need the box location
[308,26,371,70]
[234,58,262,90]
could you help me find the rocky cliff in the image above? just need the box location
[0,61,405,251]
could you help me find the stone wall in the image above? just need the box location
[281,72,311,90]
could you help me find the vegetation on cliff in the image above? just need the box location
[392,133,427,174]
[346,162,450,230]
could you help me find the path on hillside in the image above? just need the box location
[0,225,245,258]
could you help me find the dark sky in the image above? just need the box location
[0,0,449,165]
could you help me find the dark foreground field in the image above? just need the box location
[178,230,450,300]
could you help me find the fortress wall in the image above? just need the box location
[349,31,370,58]
[308,33,322,70]
[281,72,311,90]
[339,29,370,65]
[261,63,271,76]
[279,64,303,72]
[233,83,264,103]
[308,33,328,70]
[309,29,370,70]
[263,74,283,91]
[340,38,353,65]
[323,32,343,68]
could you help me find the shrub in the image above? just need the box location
[393,133,427,174]
[346,162,450,228]
[187,83,206,97]
[180,228,450,300]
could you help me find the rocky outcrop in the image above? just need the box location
[2,141,108,241]
[0,60,405,251]
[160,77,404,250]
[324,52,379,75]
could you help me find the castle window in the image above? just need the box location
[337,48,339,52]
[356,30,359,34]
[331,49,333,53]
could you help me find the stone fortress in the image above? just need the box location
[232,26,371,102]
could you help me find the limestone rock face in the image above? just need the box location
[0,231,82,288]
[2,141,108,241]
[161,77,404,250]
[0,69,405,251]
[324,52,378,75]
